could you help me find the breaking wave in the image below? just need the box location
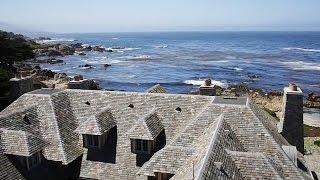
[283,47,320,53]
[183,79,227,88]
[279,61,320,71]
[127,55,151,60]
[154,44,168,49]
[37,38,76,43]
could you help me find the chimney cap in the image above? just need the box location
[288,83,298,91]
[204,79,212,86]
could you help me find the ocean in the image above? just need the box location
[39,32,320,94]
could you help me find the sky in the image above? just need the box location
[1,0,320,33]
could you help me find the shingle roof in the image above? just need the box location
[128,109,164,140]
[0,136,25,180]
[0,129,46,156]
[146,84,167,93]
[75,107,116,135]
[0,89,312,180]
[226,150,283,179]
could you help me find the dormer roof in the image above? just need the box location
[128,109,164,140]
[146,84,167,94]
[75,107,116,135]
[0,129,46,156]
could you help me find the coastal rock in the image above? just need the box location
[70,43,83,48]
[47,49,63,57]
[34,58,64,64]
[92,46,106,52]
[58,44,75,55]
[87,80,101,90]
[304,92,320,109]
[248,74,260,81]
[79,64,95,69]
[33,48,49,56]
[82,46,92,51]
[36,69,56,79]
[37,37,51,40]
[111,46,125,50]
[104,64,111,68]
[34,65,41,70]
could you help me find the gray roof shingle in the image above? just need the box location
[128,109,164,140]
[0,89,312,180]
[75,107,116,135]
[146,84,167,93]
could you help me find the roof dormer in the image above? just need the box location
[74,108,116,149]
[128,109,165,155]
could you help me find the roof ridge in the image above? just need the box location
[47,95,68,164]
[195,113,225,180]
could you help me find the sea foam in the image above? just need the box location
[279,61,320,71]
[283,47,320,53]
[37,38,76,43]
[183,79,227,88]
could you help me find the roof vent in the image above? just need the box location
[85,101,91,105]
[23,114,31,125]
[128,104,134,108]
[175,107,182,112]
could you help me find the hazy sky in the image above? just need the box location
[1,0,320,33]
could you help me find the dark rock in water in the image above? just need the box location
[37,69,56,78]
[49,59,64,64]
[107,49,114,52]
[37,37,51,40]
[47,49,63,56]
[307,92,320,102]
[34,65,41,70]
[248,74,260,79]
[78,52,86,56]
[104,64,111,68]
[82,46,92,51]
[305,92,320,109]
[79,64,94,69]
[70,43,83,48]
[33,58,64,64]
[92,46,106,52]
[111,46,125,50]
[88,80,101,90]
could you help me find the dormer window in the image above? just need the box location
[128,109,165,156]
[26,151,41,170]
[136,139,149,153]
[83,134,106,149]
[87,135,99,147]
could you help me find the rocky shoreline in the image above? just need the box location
[30,37,320,113]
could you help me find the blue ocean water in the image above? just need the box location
[40,32,320,94]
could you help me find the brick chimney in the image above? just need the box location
[278,83,304,154]
[199,79,216,96]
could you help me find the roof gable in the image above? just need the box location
[128,109,164,140]
[146,84,167,94]
[0,129,46,156]
[75,107,116,135]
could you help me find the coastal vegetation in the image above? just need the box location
[0,30,35,96]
